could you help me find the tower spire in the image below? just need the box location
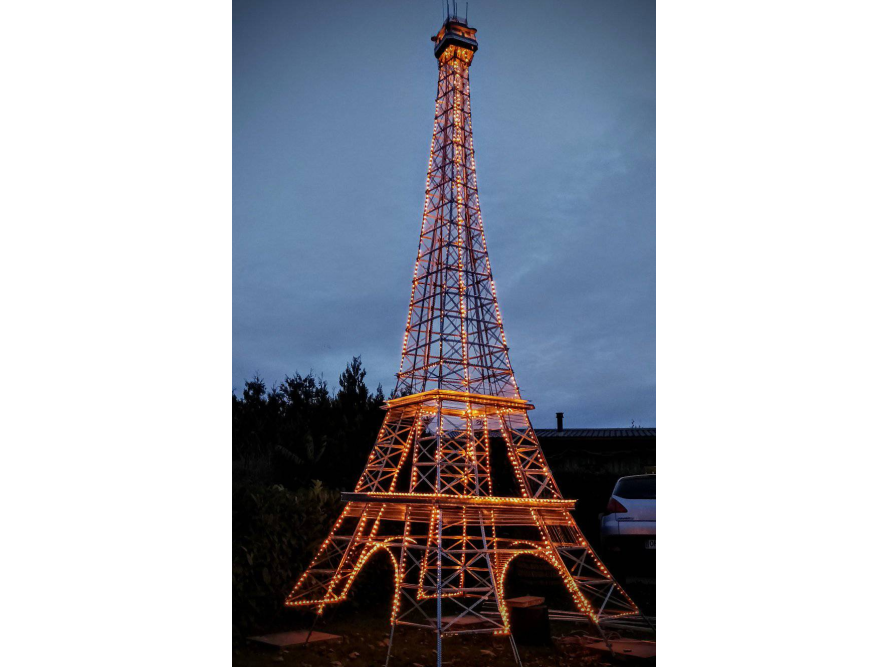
[401,15,507,398]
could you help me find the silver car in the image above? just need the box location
[600,474,656,552]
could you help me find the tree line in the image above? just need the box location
[232,356,389,490]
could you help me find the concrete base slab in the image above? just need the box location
[440,614,487,626]
[505,595,545,608]
[247,630,340,647]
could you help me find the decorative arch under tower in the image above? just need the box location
[286,12,646,665]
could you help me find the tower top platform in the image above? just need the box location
[432,17,478,61]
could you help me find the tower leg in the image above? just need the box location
[591,618,615,657]
[286,503,385,608]
[641,610,656,633]
[303,611,320,645]
[508,634,522,667]
[384,622,396,667]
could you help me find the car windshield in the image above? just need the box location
[614,476,655,500]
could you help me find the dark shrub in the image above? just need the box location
[232,480,343,639]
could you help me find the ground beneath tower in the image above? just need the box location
[234,578,655,668]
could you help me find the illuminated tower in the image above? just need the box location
[286,12,645,665]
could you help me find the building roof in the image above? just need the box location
[535,428,655,439]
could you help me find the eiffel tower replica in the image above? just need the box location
[287,9,646,665]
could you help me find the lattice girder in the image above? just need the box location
[285,18,647,653]
[285,498,638,625]
[396,44,516,399]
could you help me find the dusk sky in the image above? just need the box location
[233,0,655,428]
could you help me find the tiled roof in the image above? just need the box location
[535,428,655,439]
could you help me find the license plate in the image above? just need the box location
[645,539,656,550]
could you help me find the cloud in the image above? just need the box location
[234,0,655,425]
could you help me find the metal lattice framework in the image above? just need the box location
[286,14,646,666]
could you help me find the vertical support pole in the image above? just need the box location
[390,506,416,668]
[436,504,443,668]
[435,401,443,493]
[598,584,615,618]
[303,610,320,645]
[384,622,396,667]
[477,509,503,630]
[640,610,657,633]
[591,618,615,656]
[509,633,522,667]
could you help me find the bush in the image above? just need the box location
[232,480,343,639]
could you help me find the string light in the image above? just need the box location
[285,25,643,645]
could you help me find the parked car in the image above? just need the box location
[600,474,655,553]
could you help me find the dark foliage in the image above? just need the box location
[232,480,343,638]
[232,356,388,638]
[231,356,650,640]
[232,356,386,490]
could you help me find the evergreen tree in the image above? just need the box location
[232,357,388,490]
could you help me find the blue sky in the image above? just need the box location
[233,0,654,427]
